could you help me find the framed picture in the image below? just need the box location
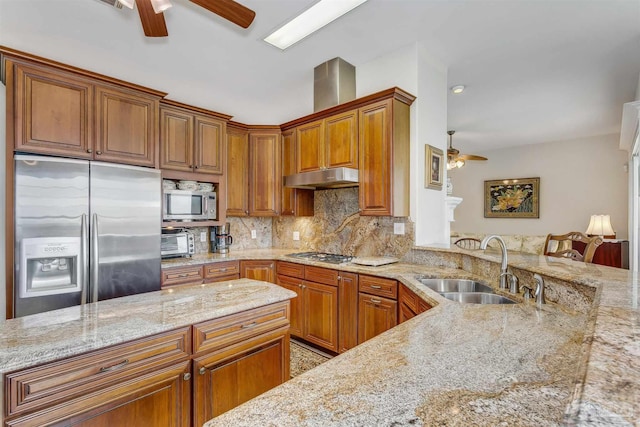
[484,177,540,218]
[425,145,444,190]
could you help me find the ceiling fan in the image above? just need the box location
[118,0,256,37]
[447,130,488,170]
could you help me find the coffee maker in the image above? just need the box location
[210,223,233,254]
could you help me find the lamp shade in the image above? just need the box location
[586,214,615,238]
[150,0,172,13]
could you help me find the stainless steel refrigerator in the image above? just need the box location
[14,154,162,317]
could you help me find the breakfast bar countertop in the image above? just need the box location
[196,246,639,427]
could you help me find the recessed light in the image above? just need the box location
[451,85,465,94]
[264,0,369,50]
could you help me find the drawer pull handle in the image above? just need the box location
[370,285,382,289]
[199,367,206,375]
[220,268,227,272]
[178,273,188,278]
[370,298,382,304]
[100,359,129,373]
[183,373,191,381]
[241,322,258,329]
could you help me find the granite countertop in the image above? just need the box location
[0,279,296,411]
[196,247,638,426]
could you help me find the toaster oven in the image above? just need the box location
[161,232,195,258]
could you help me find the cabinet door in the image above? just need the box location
[296,119,324,172]
[281,129,314,216]
[160,106,194,172]
[338,271,358,353]
[226,127,249,216]
[304,280,338,352]
[277,274,304,337]
[194,115,225,174]
[358,293,397,344]
[249,131,281,216]
[7,362,192,427]
[95,84,158,167]
[358,99,392,215]
[193,328,289,424]
[399,302,417,324]
[12,61,94,159]
[161,265,204,288]
[325,110,358,169]
[240,260,276,283]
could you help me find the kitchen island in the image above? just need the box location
[186,246,637,427]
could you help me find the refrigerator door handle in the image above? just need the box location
[91,213,100,303]
[81,214,88,304]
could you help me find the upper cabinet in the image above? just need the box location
[159,99,230,175]
[249,129,282,216]
[226,124,250,217]
[2,49,165,168]
[294,110,358,173]
[281,129,313,216]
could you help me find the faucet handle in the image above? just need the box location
[508,274,519,294]
[521,285,534,302]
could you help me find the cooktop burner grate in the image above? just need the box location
[286,252,354,264]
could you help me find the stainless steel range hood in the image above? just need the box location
[284,168,359,189]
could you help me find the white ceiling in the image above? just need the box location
[0,0,639,153]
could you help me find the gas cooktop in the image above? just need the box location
[286,252,354,264]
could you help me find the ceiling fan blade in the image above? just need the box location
[458,154,488,161]
[135,0,168,37]
[190,0,256,28]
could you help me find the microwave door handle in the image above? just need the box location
[81,214,88,304]
[91,214,99,303]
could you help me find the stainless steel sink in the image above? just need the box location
[440,292,517,304]
[416,278,494,294]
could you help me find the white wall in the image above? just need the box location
[356,43,449,246]
[0,84,6,320]
[450,134,629,238]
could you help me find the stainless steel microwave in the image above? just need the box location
[163,189,216,221]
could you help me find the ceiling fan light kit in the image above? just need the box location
[446,130,487,170]
[119,0,134,9]
[150,0,172,14]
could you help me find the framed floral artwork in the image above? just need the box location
[425,144,444,190]
[484,177,540,218]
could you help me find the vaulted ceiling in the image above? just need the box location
[1,0,639,153]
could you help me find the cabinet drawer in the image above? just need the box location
[204,261,239,280]
[399,283,418,312]
[305,265,339,286]
[359,275,398,299]
[418,299,433,313]
[193,301,290,355]
[5,327,191,417]
[277,261,305,279]
[162,265,204,287]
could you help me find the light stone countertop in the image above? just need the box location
[0,279,296,414]
[194,247,638,426]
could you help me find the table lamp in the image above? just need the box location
[586,214,616,239]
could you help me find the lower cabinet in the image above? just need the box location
[204,260,240,283]
[358,275,398,344]
[240,260,276,283]
[399,283,432,323]
[161,264,204,288]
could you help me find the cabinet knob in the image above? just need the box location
[194,165,199,169]
[87,148,93,153]
[245,210,249,215]
[96,151,102,155]
[199,367,206,375]
[337,276,342,280]
[298,284,303,288]
[189,164,193,168]
[183,373,191,381]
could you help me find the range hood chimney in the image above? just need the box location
[314,57,356,112]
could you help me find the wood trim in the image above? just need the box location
[280,87,416,130]
[4,56,15,319]
[160,99,233,121]
[0,46,167,98]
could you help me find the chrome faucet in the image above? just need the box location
[480,235,519,293]
[533,273,546,306]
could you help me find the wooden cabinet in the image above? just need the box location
[358,95,412,216]
[160,100,229,175]
[295,110,358,173]
[192,302,290,424]
[398,283,431,323]
[358,275,398,344]
[249,130,282,216]
[276,262,339,353]
[5,56,163,168]
[204,260,240,282]
[240,260,276,283]
[226,125,250,216]
[5,328,192,427]
[281,129,314,216]
[337,271,358,353]
[161,265,204,288]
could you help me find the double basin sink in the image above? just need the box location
[416,278,517,305]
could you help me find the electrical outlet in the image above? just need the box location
[251,230,257,239]
[200,232,207,242]
[293,231,300,241]
[394,223,405,235]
